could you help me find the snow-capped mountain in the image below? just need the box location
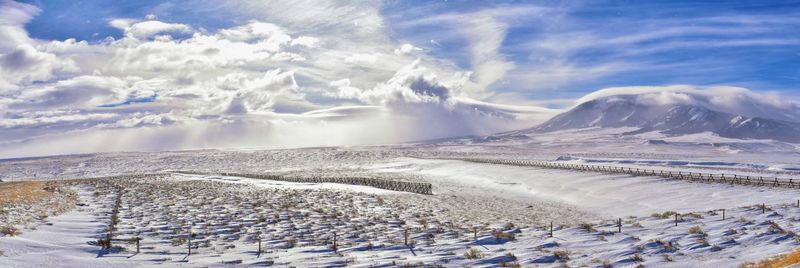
[533,93,800,143]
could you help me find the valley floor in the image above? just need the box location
[0,147,799,267]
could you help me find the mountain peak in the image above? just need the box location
[532,89,800,143]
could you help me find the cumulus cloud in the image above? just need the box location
[0,2,80,91]
[215,69,304,114]
[0,1,556,157]
[327,79,364,99]
[0,12,329,145]
[394,43,421,55]
[0,44,79,86]
[329,59,457,106]
[290,36,320,47]
[0,0,38,51]
[110,19,193,39]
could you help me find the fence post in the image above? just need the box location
[722,209,725,221]
[404,229,409,246]
[549,222,553,237]
[617,218,622,233]
[674,214,678,227]
[762,203,766,214]
[136,237,140,253]
[473,227,477,241]
[188,233,194,256]
[332,232,337,251]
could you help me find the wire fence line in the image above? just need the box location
[23,171,432,195]
[171,171,433,195]
[420,157,800,189]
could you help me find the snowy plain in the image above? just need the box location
[1,134,799,267]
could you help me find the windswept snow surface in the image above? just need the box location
[0,143,799,267]
[378,158,800,217]
[0,186,135,267]
[174,174,404,195]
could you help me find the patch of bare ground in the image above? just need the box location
[0,181,78,236]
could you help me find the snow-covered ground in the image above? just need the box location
[376,158,800,217]
[0,186,131,267]
[0,143,799,267]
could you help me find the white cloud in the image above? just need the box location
[291,36,320,47]
[0,112,118,128]
[344,53,378,65]
[9,75,129,110]
[110,19,193,39]
[0,0,38,51]
[0,44,79,85]
[217,21,288,45]
[0,2,557,157]
[221,0,385,38]
[394,43,421,55]
[366,59,452,105]
[327,78,364,99]
[464,14,514,88]
[389,5,551,96]
[214,69,304,114]
[327,59,456,106]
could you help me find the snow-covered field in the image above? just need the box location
[1,144,799,267]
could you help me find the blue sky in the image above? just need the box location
[1,0,799,156]
[18,0,800,104]
[386,0,800,102]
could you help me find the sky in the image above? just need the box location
[0,0,799,157]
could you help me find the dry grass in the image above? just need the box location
[688,226,705,236]
[464,248,485,259]
[580,223,598,233]
[493,231,516,241]
[0,180,77,235]
[553,250,570,262]
[0,225,21,236]
[630,253,645,262]
[741,249,800,268]
[0,181,56,207]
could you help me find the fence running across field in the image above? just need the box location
[21,172,432,195]
[172,171,434,195]
[422,157,800,189]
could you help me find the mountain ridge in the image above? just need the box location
[529,94,800,143]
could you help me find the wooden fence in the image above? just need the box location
[423,157,800,189]
[65,173,169,183]
[30,171,432,195]
[172,171,433,195]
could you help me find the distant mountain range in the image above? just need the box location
[530,94,800,143]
